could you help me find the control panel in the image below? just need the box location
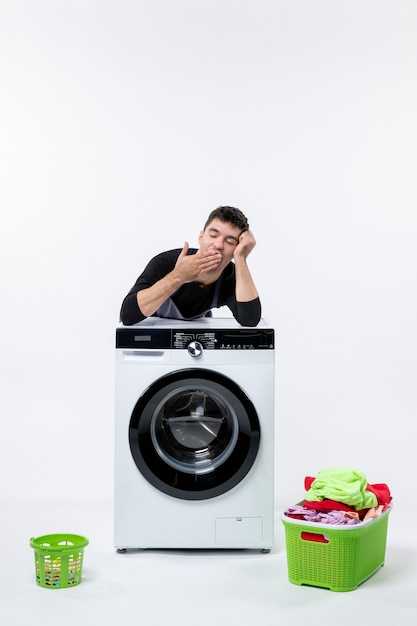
[173,330,274,350]
[116,327,274,350]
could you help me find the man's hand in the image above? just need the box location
[233,231,258,302]
[233,230,256,260]
[174,242,222,283]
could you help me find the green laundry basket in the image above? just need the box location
[30,534,89,589]
[281,506,391,592]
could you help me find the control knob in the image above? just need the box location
[187,340,203,358]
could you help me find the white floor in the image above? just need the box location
[1,497,415,625]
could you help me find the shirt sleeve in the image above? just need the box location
[119,250,180,325]
[234,298,262,327]
[220,269,262,326]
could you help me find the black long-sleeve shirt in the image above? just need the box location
[119,248,261,326]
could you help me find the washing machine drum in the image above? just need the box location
[129,369,261,500]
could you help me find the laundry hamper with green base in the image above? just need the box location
[30,534,89,589]
[281,506,391,592]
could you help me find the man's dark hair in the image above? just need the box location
[203,206,249,233]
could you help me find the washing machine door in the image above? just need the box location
[129,368,260,500]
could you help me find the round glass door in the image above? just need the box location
[129,369,260,500]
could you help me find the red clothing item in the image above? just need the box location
[303,499,356,513]
[365,483,392,505]
[303,476,392,513]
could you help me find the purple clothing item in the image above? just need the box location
[315,511,358,525]
[285,505,360,525]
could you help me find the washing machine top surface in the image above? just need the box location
[117,316,272,330]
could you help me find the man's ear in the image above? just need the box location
[198,230,204,244]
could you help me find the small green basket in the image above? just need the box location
[281,506,391,592]
[30,534,89,589]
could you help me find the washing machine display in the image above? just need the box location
[129,368,260,500]
[114,318,275,551]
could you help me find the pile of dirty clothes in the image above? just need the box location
[284,467,392,526]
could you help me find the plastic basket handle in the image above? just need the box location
[30,539,76,552]
[301,531,329,543]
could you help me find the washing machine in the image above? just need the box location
[114,316,275,551]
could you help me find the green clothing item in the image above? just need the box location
[304,467,378,510]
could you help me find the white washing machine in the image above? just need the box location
[114,317,275,551]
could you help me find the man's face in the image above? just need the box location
[198,218,242,270]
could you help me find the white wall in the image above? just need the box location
[1,0,416,507]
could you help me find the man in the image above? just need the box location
[119,206,261,326]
